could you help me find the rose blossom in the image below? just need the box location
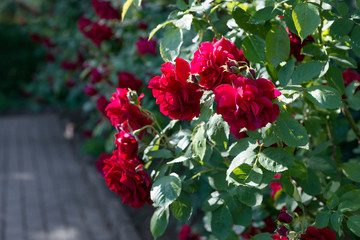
[342,68,360,87]
[178,225,200,240]
[106,88,152,133]
[78,17,114,46]
[78,17,92,37]
[96,95,109,117]
[270,174,282,199]
[286,28,314,62]
[301,227,336,240]
[92,0,120,20]
[95,153,112,175]
[191,37,248,90]
[114,131,138,160]
[277,225,289,237]
[277,211,293,224]
[118,72,143,91]
[213,75,280,138]
[103,149,152,208]
[271,234,289,240]
[84,86,98,96]
[136,37,157,56]
[148,58,203,121]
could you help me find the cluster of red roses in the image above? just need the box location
[101,88,153,208]
[149,38,281,138]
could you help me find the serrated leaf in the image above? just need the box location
[278,58,295,86]
[291,61,323,85]
[167,155,193,164]
[207,114,229,149]
[292,3,320,41]
[242,35,266,63]
[208,172,228,191]
[150,207,169,239]
[226,198,252,226]
[160,27,183,62]
[298,169,321,196]
[326,65,345,94]
[329,54,357,69]
[148,149,173,159]
[265,24,290,67]
[348,215,360,237]
[211,205,233,240]
[170,192,192,221]
[192,124,207,161]
[249,6,282,24]
[228,163,263,187]
[280,174,295,196]
[275,114,309,147]
[258,148,293,172]
[305,85,342,109]
[149,21,173,40]
[232,6,267,39]
[228,138,258,156]
[330,212,342,233]
[202,191,227,212]
[329,18,353,38]
[252,233,273,240]
[151,173,182,207]
[342,162,360,182]
[236,186,263,206]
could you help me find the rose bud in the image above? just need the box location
[277,211,293,224]
[115,131,138,160]
[277,225,289,237]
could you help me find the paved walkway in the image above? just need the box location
[0,114,142,240]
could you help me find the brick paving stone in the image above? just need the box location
[0,114,142,240]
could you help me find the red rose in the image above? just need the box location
[115,131,138,160]
[342,68,360,87]
[137,21,148,30]
[149,58,203,121]
[136,37,157,56]
[278,211,293,224]
[103,150,152,208]
[301,227,336,240]
[45,52,55,62]
[106,88,152,133]
[213,75,280,138]
[78,17,93,37]
[271,234,289,240]
[96,95,109,117]
[178,225,200,240]
[190,37,248,90]
[84,86,98,96]
[90,67,104,84]
[88,22,114,46]
[43,37,56,48]
[95,153,112,175]
[92,0,120,20]
[118,72,143,91]
[286,28,314,62]
[65,77,76,88]
[29,33,43,43]
[270,174,282,199]
[61,60,78,71]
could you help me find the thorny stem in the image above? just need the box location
[325,121,339,167]
[342,103,360,144]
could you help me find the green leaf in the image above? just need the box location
[149,21,173,40]
[151,173,182,207]
[208,172,229,191]
[211,205,233,240]
[148,149,173,159]
[346,82,360,111]
[236,186,263,207]
[278,58,295,86]
[327,195,339,210]
[291,61,323,85]
[348,216,360,237]
[258,148,293,172]
[202,191,227,212]
[306,156,336,174]
[173,14,193,30]
[329,18,353,38]
[242,35,266,63]
[192,123,207,161]
[340,190,360,202]
[167,155,193,165]
[121,0,134,21]
[251,232,273,240]
[329,54,357,69]
[357,0,360,9]
[337,2,349,16]
[249,7,282,24]
[305,85,342,109]
[342,162,360,182]
[150,207,169,239]
[170,192,192,222]
[232,6,267,39]
[207,114,230,149]
[228,163,263,187]
[226,198,252,226]
[275,114,309,147]
[316,211,330,228]
[176,0,187,10]
[292,3,320,41]
[280,174,295,196]
[326,65,345,94]
[350,25,360,58]
[228,138,258,156]
[298,169,322,196]
[265,24,290,67]
[330,212,342,233]
[160,27,183,62]
[338,199,360,212]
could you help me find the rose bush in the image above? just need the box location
[22,0,360,239]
